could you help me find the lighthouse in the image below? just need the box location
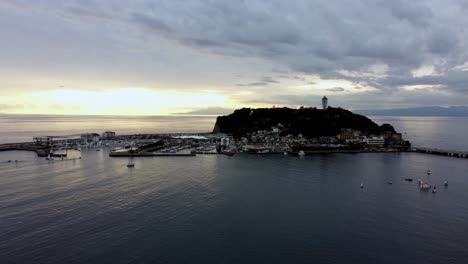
[322,96,328,110]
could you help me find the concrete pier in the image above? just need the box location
[0,142,51,157]
[413,148,468,159]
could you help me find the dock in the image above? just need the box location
[109,152,196,157]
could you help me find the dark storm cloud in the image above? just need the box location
[261,77,279,83]
[237,82,268,87]
[326,87,345,92]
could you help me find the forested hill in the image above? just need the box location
[213,107,396,138]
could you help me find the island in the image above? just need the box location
[0,104,413,158]
[213,106,411,154]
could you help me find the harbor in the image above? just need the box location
[2,134,468,160]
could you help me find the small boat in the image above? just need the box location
[222,151,235,156]
[426,170,432,175]
[360,183,364,188]
[420,183,431,190]
[387,182,393,185]
[444,181,448,187]
[404,178,413,182]
[127,162,135,168]
[283,152,288,155]
[298,150,305,156]
[432,186,437,193]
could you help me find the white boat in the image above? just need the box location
[426,170,432,175]
[420,183,431,190]
[298,150,305,156]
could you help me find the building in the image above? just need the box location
[322,96,328,110]
[33,136,53,146]
[336,134,354,141]
[319,136,338,144]
[363,136,385,146]
[102,131,116,139]
[81,133,100,144]
[220,137,230,146]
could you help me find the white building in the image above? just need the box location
[363,136,385,146]
[81,133,100,144]
[102,131,116,139]
[220,137,230,147]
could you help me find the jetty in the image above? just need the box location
[413,147,468,158]
[0,142,51,157]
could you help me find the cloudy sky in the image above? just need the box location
[1,0,468,115]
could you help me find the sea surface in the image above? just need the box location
[1,114,468,151]
[0,114,216,144]
[371,116,468,151]
[1,115,468,263]
[1,150,468,263]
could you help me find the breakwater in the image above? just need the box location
[413,147,468,158]
[0,142,51,157]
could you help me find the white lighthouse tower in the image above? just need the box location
[322,96,328,110]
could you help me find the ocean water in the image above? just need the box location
[1,150,468,263]
[1,114,467,151]
[1,115,468,263]
[0,115,216,144]
[371,116,468,151]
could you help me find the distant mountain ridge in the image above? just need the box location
[356,106,468,117]
[178,107,234,115]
